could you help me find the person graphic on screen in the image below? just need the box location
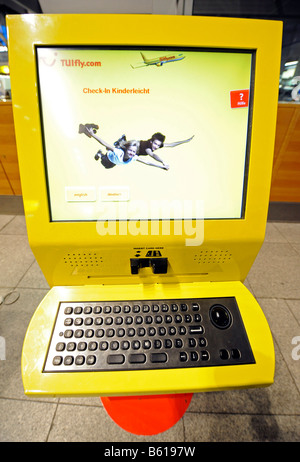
[134,132,195,170]
[79,124,168,170]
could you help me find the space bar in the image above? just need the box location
[129,354,146,364]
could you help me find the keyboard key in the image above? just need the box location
[127,328,135,337]
[148,327,156,336]
[64,355,74,365]
[64,329,73,338]
[158,326,166,336]
[189,325,204,334]
[107,354,125,365]
[133,305,140,313]
[154,339,162,349]
[56,342,65,352]
[175,339,183,348]
[164,339,172,348]
[180,352,188,362]
[190,351,199,361]
[129,353,146,364]
[53,356,63,366]
[150,353,167,363]
[201,350,210,361]
[175,314,182,323]
[75,355,85,365]
[99,341,108,351]
[64,306,73,315]
[67,342,76,351]
[121,341,130,350]
[117,328,125,337]
[110,341,119,351]
[88,341,98,351]
[132,340,141,350]
[64,318,73,326]
[135,316,143,325]
[137,327,146,336]
[86,355,96,365]
[75,329,84,338]
[106,328,115,337]
[85,329,94,338]
[199,337,207,347]
[231,348,241,359]
[78,342,87,351]
[95,329,105,338]
[143,340,151,349]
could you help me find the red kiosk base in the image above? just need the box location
[101,393,193,435]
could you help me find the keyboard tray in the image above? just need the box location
[43,297,255,372]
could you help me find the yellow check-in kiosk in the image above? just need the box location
[8,14,282,399]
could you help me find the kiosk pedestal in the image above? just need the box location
[101,393,193,435]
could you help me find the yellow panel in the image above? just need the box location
[22,282,274,397]
[7,15,282,287]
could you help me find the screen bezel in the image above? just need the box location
[35,44,256,224]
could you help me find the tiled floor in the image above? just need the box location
[0,214,299,442]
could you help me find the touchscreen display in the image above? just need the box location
[36,47,254,222]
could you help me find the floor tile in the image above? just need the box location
[0,288,49,400]
[0,215,27,235]
[264,223,287,243]
[285,299,300,325]
[259,298,300,393]
[0,235,35,287]
[273,223,300,243]
[0,215,14,232]
[0,398,57,442]
[183,412,300,442]
[189,342,300,416]
[17,260,50,289]
[47,403,185,442]
[247,242,300,298]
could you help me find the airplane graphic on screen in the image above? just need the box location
[131,52,185,68]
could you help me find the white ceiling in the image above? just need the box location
[38,0,193,15]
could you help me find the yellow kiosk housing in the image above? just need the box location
[7,14,282,397]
